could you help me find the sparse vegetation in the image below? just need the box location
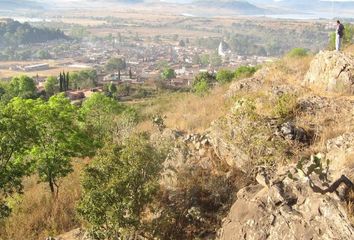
[273,93,298,119]
[287,48,309,58]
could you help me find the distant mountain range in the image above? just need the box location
[250,0,354,10]
[192,0,267,14]
[0,0,42,9]
[2,0,354,18]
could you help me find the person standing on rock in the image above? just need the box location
[336,20,345,51]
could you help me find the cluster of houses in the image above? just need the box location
[2,36,274,101]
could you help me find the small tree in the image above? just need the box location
[44,76,59,97]
[80,93,126,147]
[105,58,126,81]
[77,135,164,239]
[161,68,176,81]
[28,94,88,194]
[9,75,36,98]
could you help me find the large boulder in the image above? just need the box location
[303,51,354,94]
[217,164,354,240]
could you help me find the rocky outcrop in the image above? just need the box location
[303,51,354,94]
[326,133,354,180]
[217,162,354,240]
[156,129,228,190]
[226,77,263,98]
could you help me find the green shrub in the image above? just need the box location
[234,66,257,79]
[273,94,297,118]
[193,79,209,95]
[287,48,309,58]
[77,134,164,239]
[216,69,235,84]
[192,72,215,95]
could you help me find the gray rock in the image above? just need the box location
[217,165,354,240]
[276,122,313,144]
[303,51,354,94]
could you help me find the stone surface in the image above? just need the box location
[303,51,354,94]
[326,132,354,180]
[226,77,263,98]
[275,121,313,144]
[217,165,354,240]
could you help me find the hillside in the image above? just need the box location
[0,19,68,47]
[0,49,352,240]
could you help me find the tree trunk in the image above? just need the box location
[118,70,121,81]
[49,178,55,194]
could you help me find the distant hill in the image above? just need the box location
[249,0,354,11]
[192,0,268,14]
[0,19,68,47]
[0,0,42,10]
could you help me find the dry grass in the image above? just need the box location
[346,190,354,226]
[0,160,87,240]
[262,55,313,86]
[136,85,231,133]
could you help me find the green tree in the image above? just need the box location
[28,94,88,194]
[9,75,36,98]
[77,135,164,239]
[36,49,52,59]
[0,99,37,218]
[69,70,97,90]
[44,76,59,97]
[80,93,126,147]
[161,68,176,81]
[105,58,126,81]
[216,69,235,84]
